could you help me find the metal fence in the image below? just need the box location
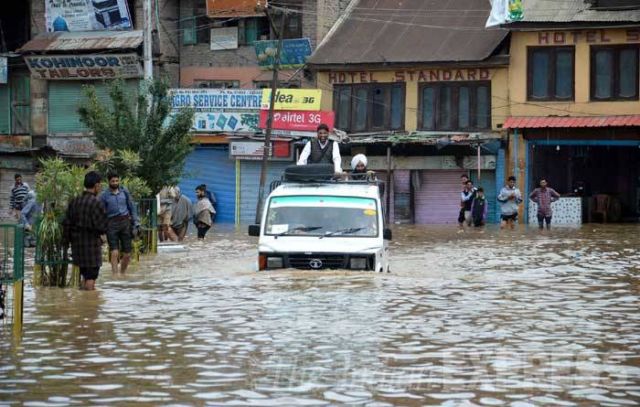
[0,224,25,334]
[134,198,158,259]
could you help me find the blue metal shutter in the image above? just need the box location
[239,160,293,224]
[178,146,237,223]
[48,80,138,134]
[0,84,9,134]
[471,170,497,224]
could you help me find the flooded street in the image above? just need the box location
[1,225,640,406]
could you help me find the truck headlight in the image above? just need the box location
[267,256,283,268]
[349,257,368,270]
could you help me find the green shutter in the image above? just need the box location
[0,85,9,134]
[10,74,30,134]
[48,80,138,134]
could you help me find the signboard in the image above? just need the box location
[259,110,334,131]
[255,38,312,69]
[187,112,260,133]
[211,27,238,51]
[24,54,142,80]
[206,0,263,18]
[169,89,262,111]
[230,140,292,160]
[270,129,317,138]
[261,89,322,111]
[46,0,132,32]
[0,57,7,84]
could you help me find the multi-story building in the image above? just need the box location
[308,0,510,224]
[500,0,640,224]
[175,0,350,224]
[0,0,180,212]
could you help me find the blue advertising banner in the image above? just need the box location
[255,38,312,70]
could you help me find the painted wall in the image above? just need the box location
[316,66,510,132]
[509,28,640,117]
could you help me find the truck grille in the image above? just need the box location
[287,254,347,269]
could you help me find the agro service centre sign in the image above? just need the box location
[169,89,262,110]
[24,54,142,80]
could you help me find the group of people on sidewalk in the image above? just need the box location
[459,174,561,230]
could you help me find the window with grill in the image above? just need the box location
[419,82,491,131]
[527,46,575,101]
[590,45,639,101]
[333,84,405,133]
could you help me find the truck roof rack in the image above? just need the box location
[269,164,385,193]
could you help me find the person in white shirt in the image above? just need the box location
[297,123,342,174]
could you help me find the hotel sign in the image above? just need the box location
[24,54,142,80]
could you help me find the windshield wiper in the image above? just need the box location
[274,226,322,236]
[321,227,365,237]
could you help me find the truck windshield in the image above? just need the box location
[265,195,379,237]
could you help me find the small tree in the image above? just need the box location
[34,158,91,287]
[79,79,194,193]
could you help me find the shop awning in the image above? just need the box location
[503,115,640,129]
[19,31,143,53]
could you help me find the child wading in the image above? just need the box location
[470,187,488,227]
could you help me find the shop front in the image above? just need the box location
[343,137,505,225]
[505,117,640,223]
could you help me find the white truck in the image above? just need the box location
[248,166,392,272]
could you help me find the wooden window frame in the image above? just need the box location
[527,46,575,101]
[332,83,405,133]
[590,45,640,101]
[418,81,492,131]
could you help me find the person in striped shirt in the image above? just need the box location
[10,174,30,219]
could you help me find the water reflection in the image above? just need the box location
[1,225,639,405]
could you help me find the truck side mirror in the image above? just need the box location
[383,228,392,241]
[248,224,260,236]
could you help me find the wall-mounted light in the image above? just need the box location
[556,145,560,151]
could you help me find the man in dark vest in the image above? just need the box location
[296,123,342,174]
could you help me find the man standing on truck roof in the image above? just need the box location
[297,123,342,174]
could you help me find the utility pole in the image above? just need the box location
[143,0,153,81]
[254,6,286,224]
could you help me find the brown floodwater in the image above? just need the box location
[1,224,640,406]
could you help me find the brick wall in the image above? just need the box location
[179,0,349,75]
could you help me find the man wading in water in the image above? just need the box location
[297,123,342,175]
[100,173,139,274]
[63,171,108,290]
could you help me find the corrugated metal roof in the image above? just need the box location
[19,31,143,53]
[308,0,508,66]
[509,0,640,23]
[503,115,640,129]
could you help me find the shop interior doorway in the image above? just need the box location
[530,144,640,222]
